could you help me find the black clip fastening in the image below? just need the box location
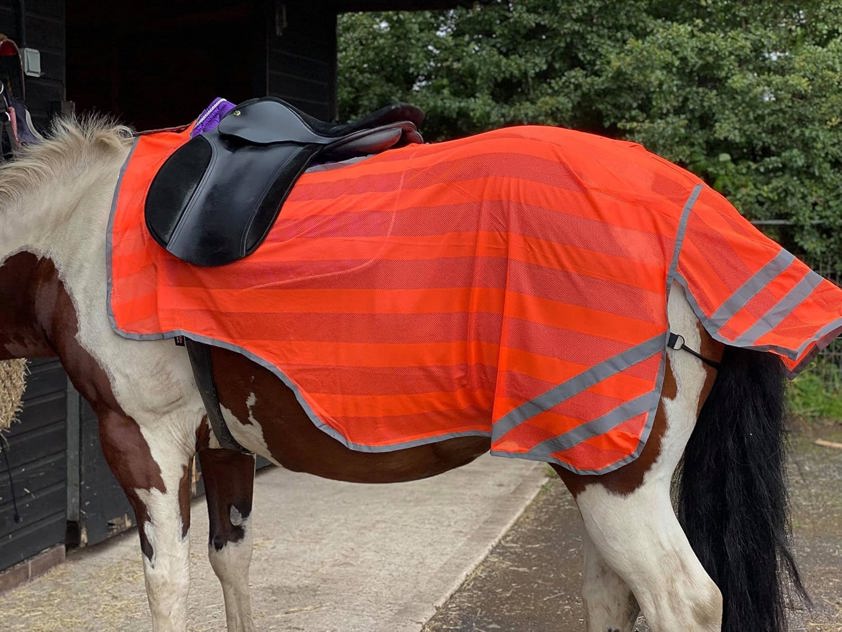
[667,332,722,370]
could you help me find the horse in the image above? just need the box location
[0,116,824,632]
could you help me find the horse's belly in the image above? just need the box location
[211,347,490,483]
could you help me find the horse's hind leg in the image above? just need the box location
[99,409,196,632]
[198,448,257,632]
[557,287,723,631]
[581,531,639,631]
[575,481,721,631]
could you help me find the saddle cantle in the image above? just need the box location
[144,97,424,266]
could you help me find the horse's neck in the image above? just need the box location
[1,141,127,255]
[0,148,126,359]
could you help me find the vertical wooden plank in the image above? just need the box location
[266,2,338,118]
[65,382,80,524]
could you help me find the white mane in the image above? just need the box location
[0,116,132,208]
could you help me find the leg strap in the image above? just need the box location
[185,339,251,453]
[667,332,721,370]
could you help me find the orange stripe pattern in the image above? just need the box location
[678,186,842,371]
[109,125,842,474]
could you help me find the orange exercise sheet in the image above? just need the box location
[109,125,842,474]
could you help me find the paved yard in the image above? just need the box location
[0,455,546,631]
[1,422,838,631]
[424,421,842,631]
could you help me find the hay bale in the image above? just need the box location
[0,359,28,431]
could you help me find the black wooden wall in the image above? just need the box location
[66,2,264,130]
[65,1,336,129]
[0,360,67,571]
[0,0,64,125]
[267,2,337,119]
[0,0,69,573]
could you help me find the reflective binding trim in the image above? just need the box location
[792,319,842,364]
[524,390,660,461]
[492,334,664,439]
[708,249,795,330]
[667,184,703,280]
[735,270,824,346]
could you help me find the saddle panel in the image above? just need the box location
[145,97,424,267]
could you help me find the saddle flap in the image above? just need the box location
[146,133,319,267]
[145,135,213,249]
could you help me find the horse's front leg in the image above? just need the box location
[99,409,196,632]
[198,448,256,632]
[581,530,639,632]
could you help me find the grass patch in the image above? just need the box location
[787,361,842,422]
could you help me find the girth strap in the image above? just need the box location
[185,339,251,453]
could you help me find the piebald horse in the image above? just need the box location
[0,118,806,631]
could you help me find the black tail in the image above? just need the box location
[677,346,808,631]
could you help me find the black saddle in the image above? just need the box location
[145,97,424,266]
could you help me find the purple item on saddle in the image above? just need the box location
[192,97,236,137]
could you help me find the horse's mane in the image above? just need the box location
[0,115,132,206]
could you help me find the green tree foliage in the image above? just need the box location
[338,1,842,265]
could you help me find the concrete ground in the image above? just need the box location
[424,422,842,632]
[0,455,546,632]
[1,422,839,632]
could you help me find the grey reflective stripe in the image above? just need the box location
[676,271,838,365]
[793,319,842,360]
[525,390,659,461]
[666,184,702,280]
[707,249,795,330]
[736,270,824,345]
[106,140,140,334]
[492,334,664,439]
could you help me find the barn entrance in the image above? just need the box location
[66,2,264,130]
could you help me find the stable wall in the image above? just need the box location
[0,0,69,580]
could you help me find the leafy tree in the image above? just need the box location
[338,1,842,266]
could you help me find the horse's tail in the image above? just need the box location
[677,345,808,632]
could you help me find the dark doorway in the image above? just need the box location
[66,2,265,129]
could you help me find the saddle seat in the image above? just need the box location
[145,97,424,266]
